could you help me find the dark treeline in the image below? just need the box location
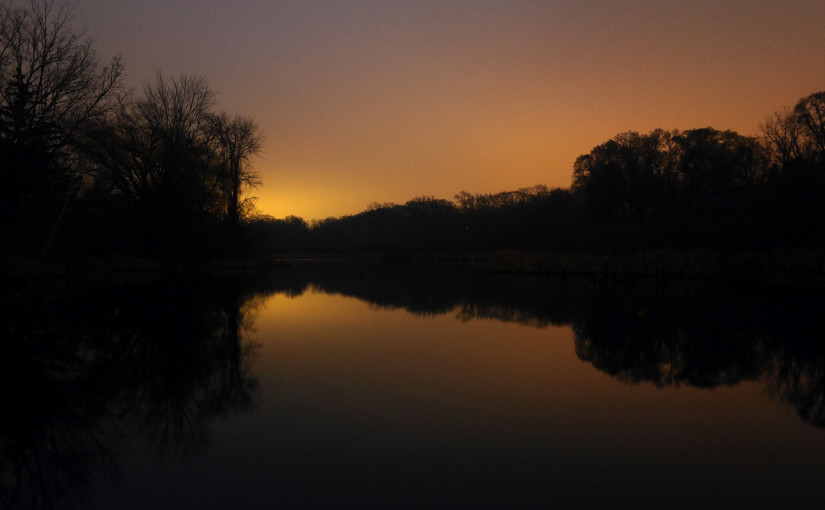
[1,1,262,270]
[4,3,824,271]
[251,187,583,255]
[253,90,825,256]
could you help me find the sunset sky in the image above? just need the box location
[74,0,825,220]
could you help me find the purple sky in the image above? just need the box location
[73,0,825,219]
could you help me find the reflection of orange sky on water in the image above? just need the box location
[250,290,814,456]
[195,288,825,507]
[76,1,825,220]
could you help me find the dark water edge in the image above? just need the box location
[2,263,825,509]
[4,248,825,289]
[483,249,825,285]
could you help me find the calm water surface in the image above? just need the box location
[3,266,825,509]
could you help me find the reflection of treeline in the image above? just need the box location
[571,281,825,428]
[253,91,825,256]
[0,2,262,269]
[0,277,261,509]
[258,264,825,429]
[4,263,823,510]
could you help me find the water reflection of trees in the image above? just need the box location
[568,283,825,428]
[765,342,825,428]
[265,265,825,429]
[6,266,823,507]
[571,285,770,388]
[0,280,260,510]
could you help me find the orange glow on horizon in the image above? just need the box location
[75,1,825,221]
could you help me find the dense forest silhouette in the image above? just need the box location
[4,3,822,509]
[253,95,825,256]
[2,1,824,276]
[0,1,262,271]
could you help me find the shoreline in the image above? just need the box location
[4,248,825,287]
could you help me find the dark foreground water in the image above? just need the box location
[3,265,825,509]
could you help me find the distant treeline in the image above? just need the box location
[1,1,262,268]
[252,89,825,255]
[3,3,824,270]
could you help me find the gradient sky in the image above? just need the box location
[73,0,825,220]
